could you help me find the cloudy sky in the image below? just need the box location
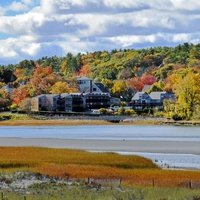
[0,0,200,64]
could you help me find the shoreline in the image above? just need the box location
[0,118,200,126]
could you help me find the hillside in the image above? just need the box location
[0,43,200,119]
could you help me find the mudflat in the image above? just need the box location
[0,137,200,155]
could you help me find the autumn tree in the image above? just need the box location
[141,73,156,85]
[112,80,128,99]
[12,85,29,105]
[30,65,61,96]
[129,77,144,91]
[0,89,10,110]
[18,98,32,112]
[147,81,165,93]
[50,81,77,94]
[174,71,200,119]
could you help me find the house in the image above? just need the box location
[2,84,13,95]
[45,94,60,111]
[31,95,47,112]
[31,94,60,112]
[60,93,73,112]
[110,97,121,106]
[71,93,84,112]
[131,91,175,111]
[77,77,105,93]
[83,93,111,110]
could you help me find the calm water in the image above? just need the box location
[0,125,200,169]
[0,125,200,141]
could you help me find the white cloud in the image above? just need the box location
[0,35,41,60]
[0,12,45,35]
[171,0,200,10]
[103,0,144,8]
[106,34,157,47]
[0,0,200,64]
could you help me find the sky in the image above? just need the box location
[0,0,200,65]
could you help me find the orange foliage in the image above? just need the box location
[1,147,200,187]
[78,64,91,76]
[30,65,61,95]
[12,85,29,105]
[129,77,144,91]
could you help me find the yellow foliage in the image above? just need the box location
[50,81,75,94]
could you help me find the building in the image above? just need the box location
[77,77,105,93]
[31,77,113,113]
[31,94,60,112]
[71,93,84,112]
[60,93,73,112]
[131,91,175,111]
[31,95,47,112]
[31,92,112,113]
[84,93,111,110]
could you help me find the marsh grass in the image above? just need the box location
[0,147,200,187]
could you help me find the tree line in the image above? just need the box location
[0,43,200,119]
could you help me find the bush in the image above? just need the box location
[99,108,108,115]
[172,113,183,121]
[117,107,125,115]
[124,109,136,116]
[154,111,165,118]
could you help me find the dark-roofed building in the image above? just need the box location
[84,93,111,110]
[31,94,60,112]
[60,93,73,112]
[131,91,175,111]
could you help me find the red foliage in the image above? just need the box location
[12,86,29,105]
[141,73,156,85]
[129,74,156,91]
[129,77,144,91]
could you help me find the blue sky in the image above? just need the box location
[0,0,200,65]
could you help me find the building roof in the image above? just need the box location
[44,94,60,98]
[142,84,152,92]
[149,92,166,100]
[132,92,146,100]
[95,83,109,93]
[77,76,92,81]
[61,93,72,98]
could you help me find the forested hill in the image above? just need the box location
[0,43,200,119]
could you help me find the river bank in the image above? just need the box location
[0,115,200,126]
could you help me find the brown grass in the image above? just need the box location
[0,119,113,126]
[0,147,200,187]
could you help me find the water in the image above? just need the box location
[118,152,200,170]
[0,125,200,169]
[0,125,200,141]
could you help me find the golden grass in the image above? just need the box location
[0,147,200,187]
[0,119,113,126]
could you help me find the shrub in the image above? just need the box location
[124,109,136,116]
[99,108,108,115]
[171,113,183,121]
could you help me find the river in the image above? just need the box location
[0,125,200,169]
